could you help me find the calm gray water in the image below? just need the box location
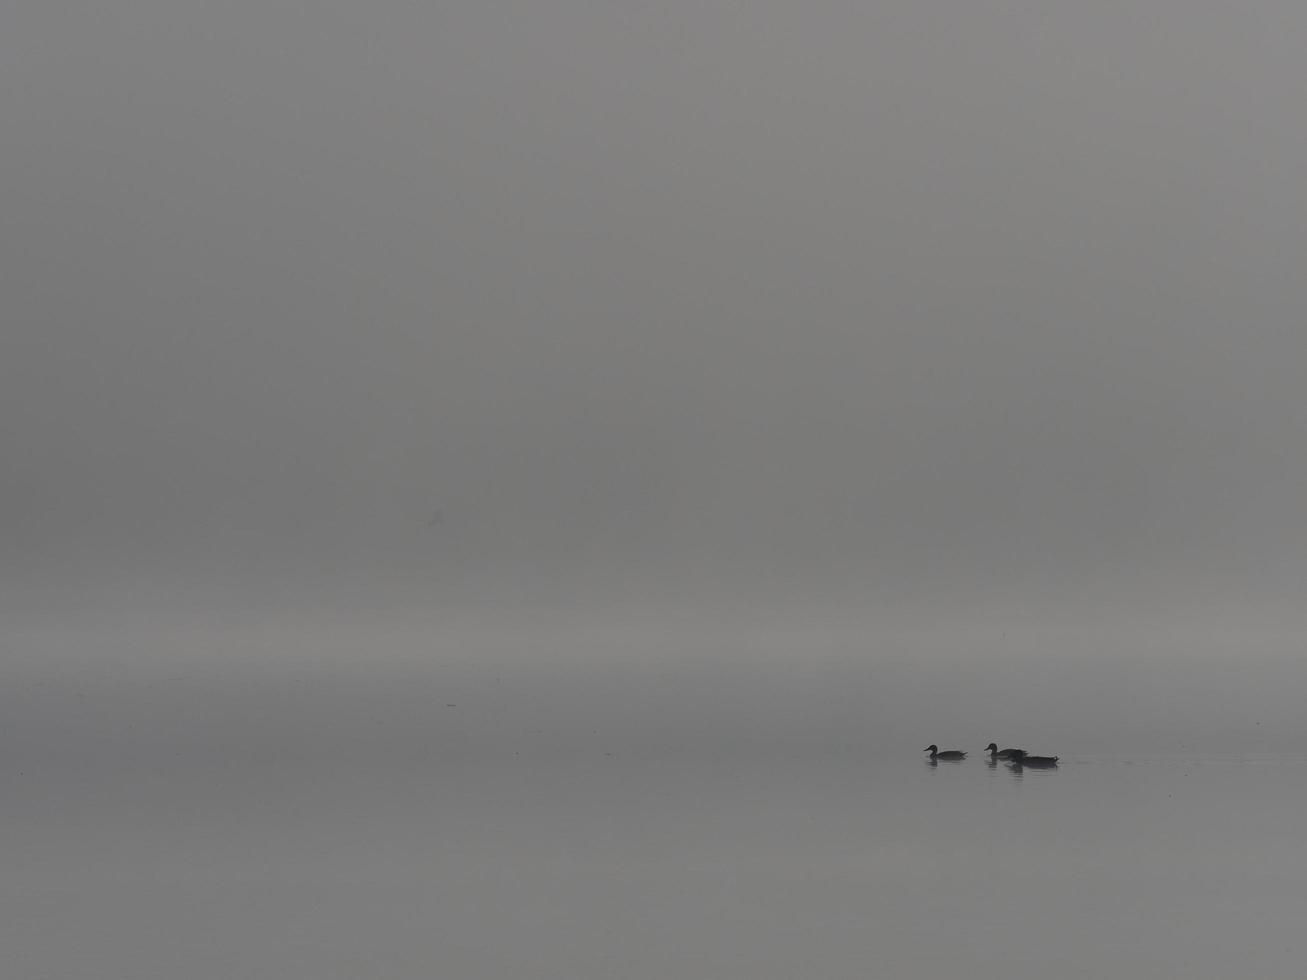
[5,614,1307,978]
[7,736,1307,977]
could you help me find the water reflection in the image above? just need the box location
[925,756,967,768]
[923,753,1061,776]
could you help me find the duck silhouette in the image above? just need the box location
[924,744,967,760]
[984,743,1022,760]
[1008,750,1059,768]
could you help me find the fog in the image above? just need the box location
[5,1,1306,610]
[5,5,1307,976]
[4,0,1307,755]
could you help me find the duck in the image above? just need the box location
[1008,750,1059,767]
[924,744,967,760]
[984,743,1022,760]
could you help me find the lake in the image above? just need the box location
[6,736,1306,978]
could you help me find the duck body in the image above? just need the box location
[924,744,967,760]
[984,743,1022,760]
[1009,750,1059,767]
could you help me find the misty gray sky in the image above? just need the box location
[9,15,1307,978]
[4,1,1306,612]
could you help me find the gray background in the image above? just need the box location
[5,2,1305,615]
[6,0,1307,755]
[5,5,1307,977]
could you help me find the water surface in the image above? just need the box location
[6,740,1305,978]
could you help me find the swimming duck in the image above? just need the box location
[1008,750,1058,767]
[984,743,1022,760]
[924,744,967,760]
